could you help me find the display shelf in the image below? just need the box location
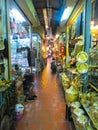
[89,83,98,92]
[80,100,97,130]
[71,107,94,130]
[72,115,93,130]
[72,116,80,130]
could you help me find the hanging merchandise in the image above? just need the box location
[76,51,88,74]
[77,63,88,74]
[76,51,88,63]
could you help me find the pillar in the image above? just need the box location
[82,0,92,92]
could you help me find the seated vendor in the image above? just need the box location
[23,68,37,102]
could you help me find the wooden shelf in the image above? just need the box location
[89,83,98,92]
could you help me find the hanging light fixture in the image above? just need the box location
[60,7,70,22]
[43,8,49,29]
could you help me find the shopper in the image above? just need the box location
[27,47,32,67]
[51,58,57,73]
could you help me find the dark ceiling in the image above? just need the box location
[32,0,67,35]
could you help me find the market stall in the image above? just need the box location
[61,0,98,129]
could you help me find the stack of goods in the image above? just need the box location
[90,102,98,129]
[80,91,98,129]
[70,101,92,130]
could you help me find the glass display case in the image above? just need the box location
[10,38,30,69]
[9,1,31,70]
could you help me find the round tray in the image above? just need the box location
[76,51,88,63]
[77,63,88,74]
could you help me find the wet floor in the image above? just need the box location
[16,59,72,130]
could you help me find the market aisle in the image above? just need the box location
[16,59,71,130]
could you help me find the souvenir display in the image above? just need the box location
[61,37,98,129]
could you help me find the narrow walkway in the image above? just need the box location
[16,59,71,130]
